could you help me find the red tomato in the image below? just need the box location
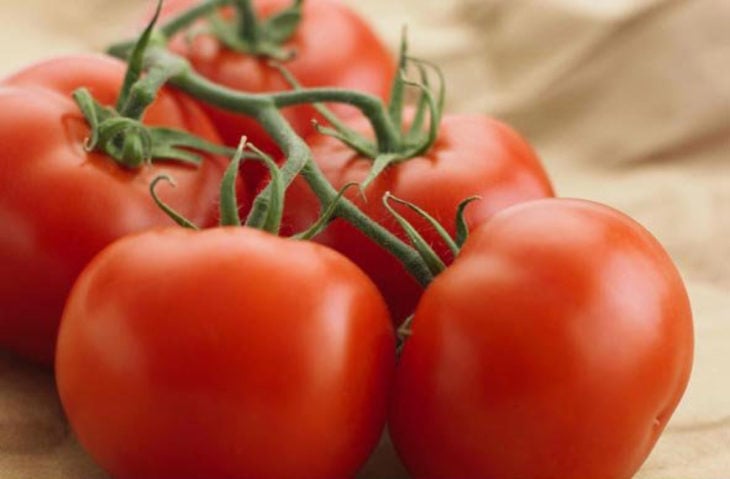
[389,198,694,479]
[0,54,228,366]
[283,114,554,324]
[160,0,395,153]
[56,226,395,479]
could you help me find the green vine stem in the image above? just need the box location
[110,0,303,61]
[77,9,240,169]
[135,50,433,285]
[103,0,442,286]
[172,67,402,154]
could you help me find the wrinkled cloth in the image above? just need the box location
[1,0,729,477]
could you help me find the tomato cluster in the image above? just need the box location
[0,1,693,479]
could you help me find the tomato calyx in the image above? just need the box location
[109,0,302,62]
[277,31,447,191]
[77,3,236,170]
[383,192,480,276]
[208,0,303,61]
[151,132,356,241]
[73,87,232,169]
[150,137,284,233]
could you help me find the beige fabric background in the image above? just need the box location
[1,0,728,477]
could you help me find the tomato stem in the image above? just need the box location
[173,68,403,153]
[162,0,231,38]
[168,64,434,283]
[270,89,402,153]
[106,19,438,285]
[119,52,187,120]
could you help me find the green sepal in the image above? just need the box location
[292,182,357,241]
[455,196,481,249]
[311,122,378,159]
[261,0,303,44]
[148,127,239,164]
[94,117,152,168]
[208,0,300,60]
[74,87,237,169]
[386,193,459,257]
[388,27,409,131]
[149,175,200,230]
[270,61,378,157]
[219,138,246,226]
[383,192,445,276]
[360,152,400,193]
[209,11,249,51]
[396,313,415,355]
[244,143,285,234]
[406,57,445,138]
[73,88,116,151]
[400,61,444,158]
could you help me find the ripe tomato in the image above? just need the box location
[0,54,228,366]
[283,114,554,324]
[56,226,395,479]
[389,198,694,479]
[160,0,395,153]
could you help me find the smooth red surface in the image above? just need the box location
[284,114,554,324]
[56,227,395,479]
[0,54,228,365]
[389,198,694,479]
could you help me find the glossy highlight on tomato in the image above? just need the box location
[0,54,228,366]
[56,226,395,479]
[389,198,694,479]
[284,113,555,324]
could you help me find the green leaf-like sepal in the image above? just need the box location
[383,192,445,276]
[219,138,247,227]
[262,0,303,44]
[293,182,358,241]
[270,61,378,158]
[149,175,200,230]
[360,153,400,193]
[388,26,410,131]
[386,193,459,257]
[244,143,285,234]
[454,196,481,248]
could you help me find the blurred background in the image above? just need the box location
[0,0,728,477]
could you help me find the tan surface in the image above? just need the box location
[1,0,729,477]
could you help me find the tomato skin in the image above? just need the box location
[389,198,694,479]
[0,54,228,366]
[56,227,395,479]
[160,0,395,153]
[284,114,554,324]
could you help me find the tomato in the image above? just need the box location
[389,198,694,479]
[160,0,395,153]
[56,226,395,479]
[0,54,228,366]
[283,114,554,324]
